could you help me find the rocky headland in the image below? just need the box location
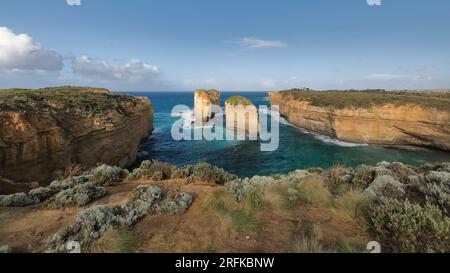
[269,89,450,151]
[0,87,153,190]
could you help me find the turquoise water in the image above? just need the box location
[130,92,450,178]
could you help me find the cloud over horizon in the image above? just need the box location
[70,55,159,83]
[0,26,164,90]
[234,37,288,50]
[366,73,436,83]
[0,27,63,71]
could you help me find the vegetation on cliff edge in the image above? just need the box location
[225,96,253,106]
[275,89,450,111]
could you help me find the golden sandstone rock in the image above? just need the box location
[194,89,220,124]
[269,90,450,151]
[0,87,153,184]
[225,96,259,137]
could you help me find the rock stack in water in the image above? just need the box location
[194,89,220,124]
[225,96,259,137]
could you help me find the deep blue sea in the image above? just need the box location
[129,92,450,178]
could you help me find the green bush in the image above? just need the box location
[172,163,237,184]
[352,165,375,188]
[368,199,450,252]
[128,160,175,180]
[90,164,126,186]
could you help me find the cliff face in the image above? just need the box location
[194,89,220,124]
[270,92,450,151]
[0,87,153,184]
[225,96,259,137]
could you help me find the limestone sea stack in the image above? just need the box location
[225,96,259,137]
[194,89,220,124]
[0,87,153,185]
[269,89,450,151]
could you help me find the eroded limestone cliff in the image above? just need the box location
[0,87,153,184]
[194,89,220,124]
[269,90,450,151]
[225,96,259,137]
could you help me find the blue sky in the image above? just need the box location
[0,0,449,91]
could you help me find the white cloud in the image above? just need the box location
[66,0,81,6]
[70,55,159,83]
[234,37,287,50]
[366,73,435,82]
[367,0,382,6]
[0,27,63,71]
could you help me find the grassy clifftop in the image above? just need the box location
[0,86,139,116]
[194,89,220,104]
[275,89,450,111]
[225,96,253,106]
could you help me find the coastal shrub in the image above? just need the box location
[426,171,450,184]
[248,176,277,188]
[46,185,193,252]
[91,164,126,186]
[0,192,35,207]
[279,170,310,184]
[352,165,375,188]
[54,182,107,207]
[128,160,175,181]
[365,175,406,202]
[151,171,164,181]
[156,191,193,214]
[225,179,245,201]
[373,162,396,178]
[423,183,450,214]
[49,175,90,191]
[435,162,450,173]
[335,190,371,221]
[368,199,450,253]
[28,187,57,203]
[190,163,236,184]
[172,163,236,184]
[388,162,417,183]
[170,164,194,180]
